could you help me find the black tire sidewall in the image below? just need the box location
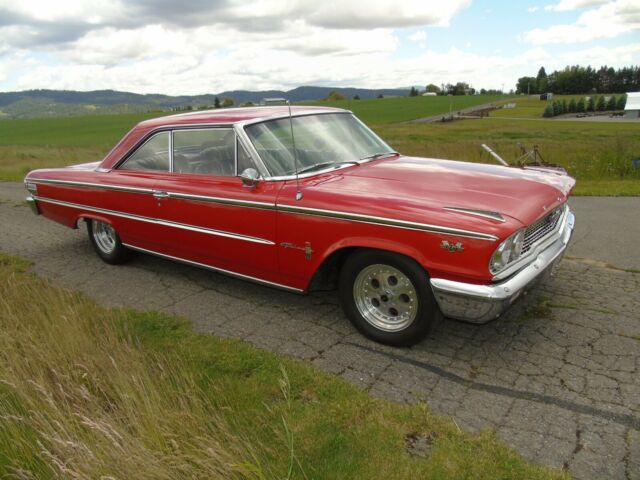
[87,219,130,264]
[339,250,440,346]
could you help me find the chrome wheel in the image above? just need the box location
[92,221,117,254]
[352,264,418,332]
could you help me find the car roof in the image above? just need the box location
[137,105,349,129]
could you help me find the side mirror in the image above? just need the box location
[239,168,261,188]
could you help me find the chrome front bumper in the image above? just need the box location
[430,210,575,324]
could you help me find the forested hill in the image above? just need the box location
[0,86,410,119]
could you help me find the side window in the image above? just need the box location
[120,132,170,172]
[173,129,235,176]
[237,139,255,174]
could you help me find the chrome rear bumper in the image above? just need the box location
[430,210,575,324]
[26,195,40,215]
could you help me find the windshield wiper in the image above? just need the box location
[297,160,359,175]
[360,152,399,161]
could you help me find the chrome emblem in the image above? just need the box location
[441,240,464,253]
[280,241,314,260]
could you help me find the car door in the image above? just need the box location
[151,127,283,285]
[99,130,173,251]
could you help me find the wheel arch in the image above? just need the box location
[306,237,432,291]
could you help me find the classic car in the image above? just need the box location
[24,106,575,346]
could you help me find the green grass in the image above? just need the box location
[0,252,566,479]
[0,104,638,195]
[373,118,640,195]
[302,94,507,124]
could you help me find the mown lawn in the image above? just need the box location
[0,252,566,479]
[303,94,507,124]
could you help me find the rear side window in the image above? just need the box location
[173,129,236,176]
[120,132,170,172]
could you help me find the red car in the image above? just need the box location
[25,106,575,346]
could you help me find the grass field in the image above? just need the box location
[0,100,638,195]
[0,253,565,479]
[303,94,506,124]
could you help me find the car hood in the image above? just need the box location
[305,156,575,228]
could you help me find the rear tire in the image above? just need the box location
[339,250,442,346]
[87,219,132,264]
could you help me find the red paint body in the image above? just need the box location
[25,107,575,292]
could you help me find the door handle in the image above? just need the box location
[153,191,169,199]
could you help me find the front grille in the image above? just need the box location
[522,206,564,254]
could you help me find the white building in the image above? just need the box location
[624,92,640,119]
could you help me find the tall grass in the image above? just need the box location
[0,256,262,479]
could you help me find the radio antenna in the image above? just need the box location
[287,100,303,201]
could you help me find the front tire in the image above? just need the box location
[87,219,132,264]
[339,250,441,346]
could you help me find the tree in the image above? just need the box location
[577,97,586,112]
[586,96,595,112]
[214,97,221,108]
[561,99,568,114]
[568,98,577,113]
[409,86,419,97]
[536,66,548,93]
[606,95,616,111]
[377,94,384,99]
[516,76,537,94]
[617,94,626,110]
[552,101,561,116]
[543,105,554,118]
[596,95,606,111]
[353,95,360,100]
[325,90,346,101]
[221,97,235,108]
[425,84,441,94]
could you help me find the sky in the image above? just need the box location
[0,0,638,95]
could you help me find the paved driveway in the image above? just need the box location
[1,182,639,479]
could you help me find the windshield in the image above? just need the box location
[244,113,395,177]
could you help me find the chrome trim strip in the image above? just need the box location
[28,178,154,195]
[122,243,303,293]
[168,191,276,210]
[443,207,506,223]
[28,179,496,240]
[33,196,275,246]
[277,204,499,241]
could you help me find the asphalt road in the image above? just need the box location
[1,182,639,479]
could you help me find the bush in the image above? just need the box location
[606,96,616,111]
[221,97,235,108]
[543,105,554,117]
[617,95,626,110]
[586,96,595,112]
[596,95,606,111]
[577,97,586,112]
[325,90,346,101]
[552,101,561,116]
[561,99,568,114]
[568,98,577,113]
[353,95,360,100]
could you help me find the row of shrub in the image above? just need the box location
[543,95,626,117]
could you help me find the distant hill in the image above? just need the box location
[0,86,410,119]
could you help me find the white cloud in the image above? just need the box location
[527,6,539,12]
[526,0,640,44]
[544,0,607,12]
[408,30,427,42]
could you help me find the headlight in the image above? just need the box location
[489,229,525,275]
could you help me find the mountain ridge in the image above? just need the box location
[0,86,411,119]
